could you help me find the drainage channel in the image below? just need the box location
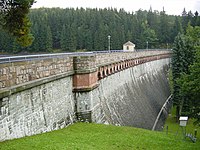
[152,94,172,131]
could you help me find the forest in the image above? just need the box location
[172,24,200,125]
[0,7,200,53]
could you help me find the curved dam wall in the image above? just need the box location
[75,58,171,130]
[0,51,171,141]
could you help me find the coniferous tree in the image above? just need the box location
[181,8,190,32]
[147,7,159,32]
[171,17,183,42]
[12,39,22,53]
[60,25,68,51]
[30,22,39,52]
[85,30,93,51]
[177,47,200,126]
[176,25,200,124]
[159,8,171,45]
[140,21,158,49]
[46,25,53,52]
[193,11,200,26]
[65,24,77,51]
[1,7,199,53]
[0,0,35,46]
[172,31,195,120]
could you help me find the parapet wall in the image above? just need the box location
[0,57,73,89]
[95,50,170,66]
[0,51,171,89]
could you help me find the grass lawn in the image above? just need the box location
[164,107,200,141]
[0,121,200,150]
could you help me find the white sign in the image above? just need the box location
[179,116,188,127]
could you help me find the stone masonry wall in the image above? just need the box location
[0,51,171,91]
[0,56,73,89]
[0,76,75,141]
[95,50,171,67]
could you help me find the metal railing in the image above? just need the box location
[0,49,171,64]
[0,52,94,64]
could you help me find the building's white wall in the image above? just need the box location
[123,45,135,51]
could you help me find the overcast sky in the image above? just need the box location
[32,0,200,15]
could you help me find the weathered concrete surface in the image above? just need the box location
[75,58,171,129]
[0,76,75,141]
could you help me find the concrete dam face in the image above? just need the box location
[76,58,171,130]
[0,51,171,141]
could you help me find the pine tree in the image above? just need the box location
[0,7,188,53]
[0,0,35,47]
[46,25,53,52]
[84,30,93,51]
[177,46,200,125]
[193,11,200,26]
[65,24,77,51]
[171,17,183,42]
[159,9,171,45]
[60,25,68,51]
[30,22,39,52]
[0,29,14,53]
[172,33,195,120]
[141,22,158,48]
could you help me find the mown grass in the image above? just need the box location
[0,122,199,150]
[164,107,200,140]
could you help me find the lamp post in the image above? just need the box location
[167,43,168,50]
[146,41,148,50]
[108,35,111,53]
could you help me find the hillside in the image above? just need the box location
[0,122,199,150]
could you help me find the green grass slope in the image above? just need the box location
[0,122,199,150]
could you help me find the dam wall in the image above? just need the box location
[75,58,171,130]
[0,50,172,141]
[0,76,75,141]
